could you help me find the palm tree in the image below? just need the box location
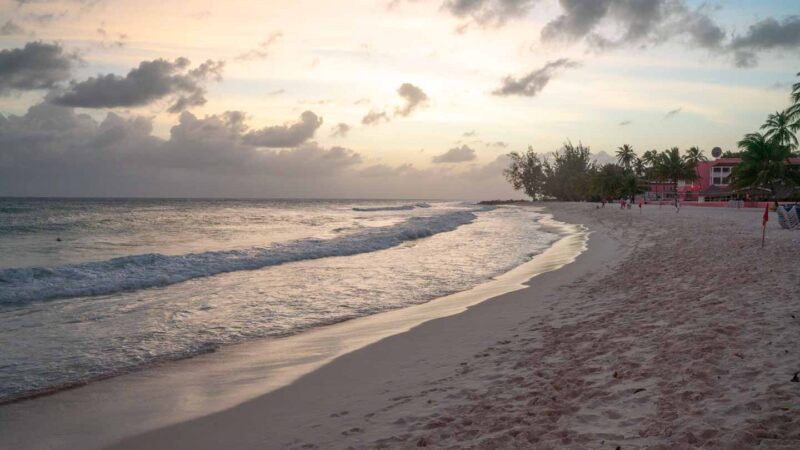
[653,147,698,207]
[640,150,658,175]
[683,146,707,165]
[730,132,800,201]
[761,110,798,150]
[681,147,706,197]
[633,158,647,177]
[616,144,637,173]
[787,71,800,131]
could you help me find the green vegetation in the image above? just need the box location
[504,72,800,202]
[504,143,699,202]
[731,72,800,200]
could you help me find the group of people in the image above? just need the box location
[598,198,641,210]
[597,197,682,213]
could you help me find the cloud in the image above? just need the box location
[267,89,285,96]
[664,107,681,119]
[463,130,476,137]
[0,102,520,199]
[331,122,350,138]
[362,109,389,125]
[395,82,428,117]
[236,32,283,61]
[432,145,477,163]
[50,57,224,113]
[442,0,539,26]
[540,0,725,50]
[0,20,26,36]
[435,0,792,67]
[0,42,76,94]
[619,120,631,126]
[242,110,323,148]
[492,58,579,97]
[730,16,800,68]
[360,83,428,126]
[358,163,414,177]
[0,102,360,195]
[96,26,128,49]
[26,12,67,24]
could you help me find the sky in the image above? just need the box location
[0,0,799,199]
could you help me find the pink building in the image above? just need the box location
[643,157,800,203]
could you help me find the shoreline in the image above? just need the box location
[0,209,589,450]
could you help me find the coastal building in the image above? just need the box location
[643,156,800,203]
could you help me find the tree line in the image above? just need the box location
[505,72,800,202]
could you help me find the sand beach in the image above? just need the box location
[3,203,795,449]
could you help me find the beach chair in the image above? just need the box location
[778,205,800,229]
[777,207,789,229]
[788,205,800,229]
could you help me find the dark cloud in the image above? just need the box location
[0,103,360,195]
[432,145,477,163]
[619,120,631,126]
[540,0,725,50]
[432,0,795,67]
[0,102,519,198]
[395,83,428,117]
[540,0,609,43]
[463,130,477,137]
[0,20,26,36]
[730,16,800,68]
[442,0,538,26]
[681,12,726,49]
[267,89,285,96]
[242,111,323,148]
[362,109,390,125]
[0,42,76,94]
[488,141,508,148]
[664,107,681,119]
[236,32,283,61]
[492,58,579,97]
[331,123,350,138]
[50,57,224,113]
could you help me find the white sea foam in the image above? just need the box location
[0,210,477,305]
[352,202,431,212]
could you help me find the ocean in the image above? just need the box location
[0,198,560,402]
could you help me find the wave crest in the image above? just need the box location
[0,210,476,305]
[352,202,431,212]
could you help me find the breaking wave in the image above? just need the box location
[352,202,431,212]
[0,209,476,305]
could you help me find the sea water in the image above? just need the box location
[0,198,560,401]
